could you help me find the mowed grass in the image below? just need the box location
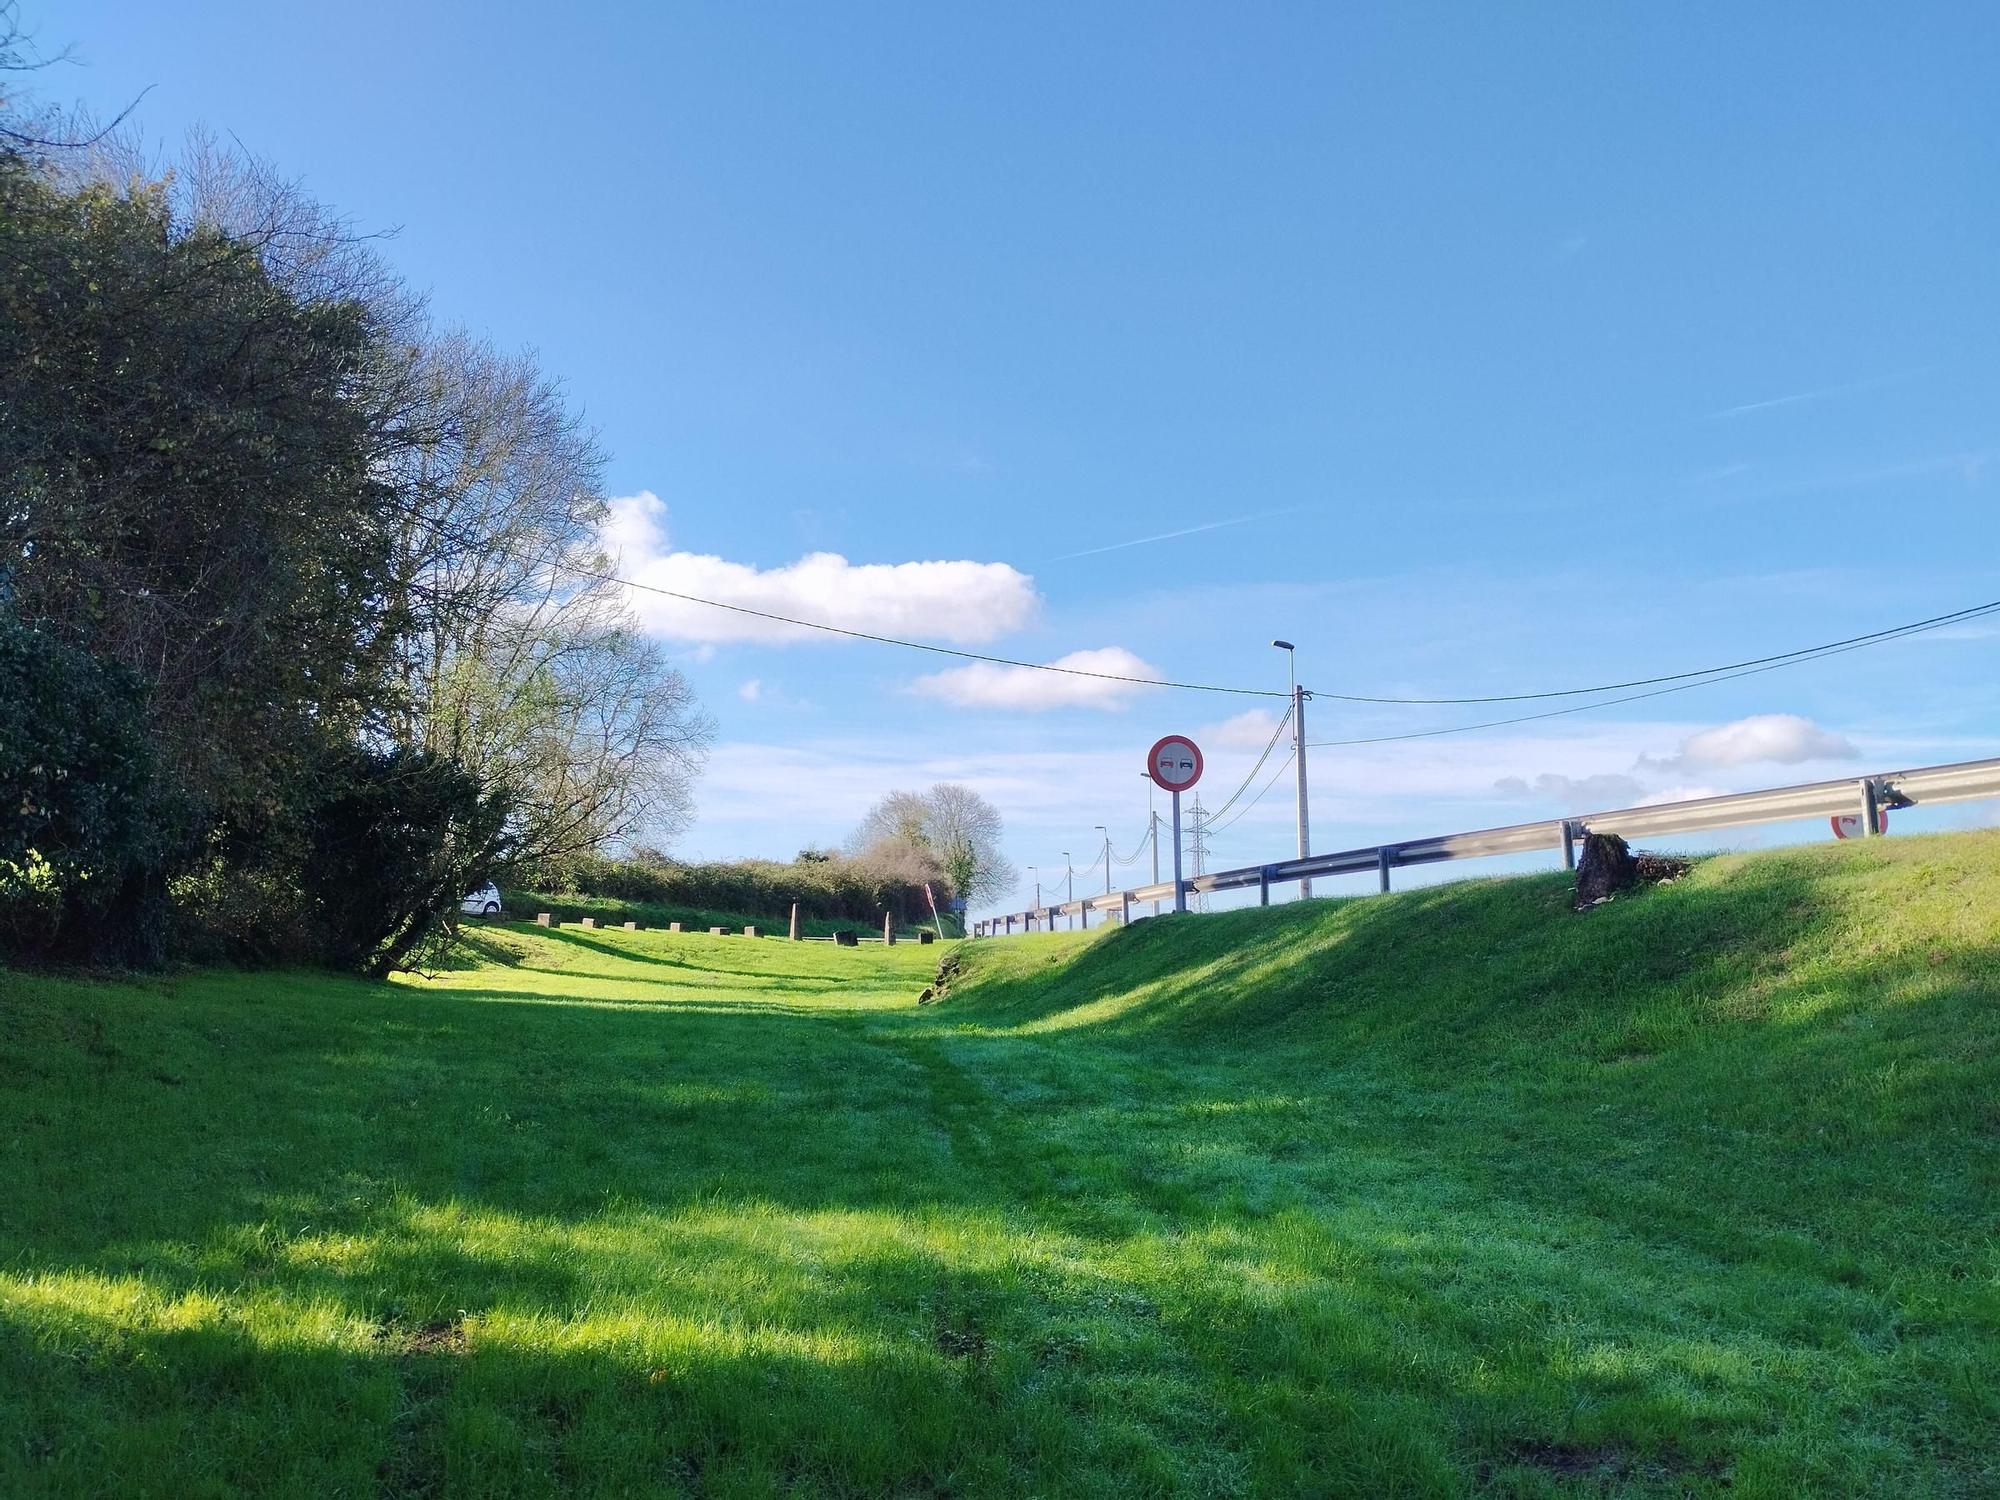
[2,834,1997,1497]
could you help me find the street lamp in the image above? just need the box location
[1062,852,1073,930]
[1273,640,1311,898]
[1095,824,1112,894]
[1027,865,1040,930]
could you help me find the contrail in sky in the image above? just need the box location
[1705,366,1935,420]
[1043,506,1310,564]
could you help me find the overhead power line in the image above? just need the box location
[1308,597,2000,705]
[1200,704,1294,823]
[1206,748,1296,835]
[557,564,1286,698]
[1308,600,2000,750]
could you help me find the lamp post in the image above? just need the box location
[1095,825,1112,893]
[1027,865,1040,931]
[1273,640,1311,899]
[1062,853,1074,930]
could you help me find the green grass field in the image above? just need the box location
[3,832,1997,1496]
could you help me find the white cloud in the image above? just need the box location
[603,491,1039,645]
[1640,713,1858,774]
[737,679,763,702]
[910,647,1164,713]
[1203,708,1288,752]
[1492,771,1645,810]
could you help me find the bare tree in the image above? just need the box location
[380,330,711,872]
[850,784,1015,907]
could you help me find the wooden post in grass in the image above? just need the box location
[883,912,896,945]
[1258,867,1271,906]
[667,921,683,933]
[1561,819,1578,871]
[1120,892,1132,926]
[536,912,552,926]
[1377,847,1393,894]
[789,902,801,941]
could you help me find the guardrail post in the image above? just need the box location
[1119,891,1131,925]
[1560,819,1577,871]
[1859,778,1881,837]
[1377,846,1393,894]
[1258,867,1271,906]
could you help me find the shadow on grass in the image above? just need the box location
[2,832,1996,1495]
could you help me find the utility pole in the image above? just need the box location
[1062,853,1073,931]
[1028,866,1040,931]
[1095,825,1111,897]
[1188,794,1210,913]
[1274,640,1312,899]
[1150,808,1161,916]
[1141,773,1161,917]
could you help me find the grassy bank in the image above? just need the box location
[3,833,1996,1495]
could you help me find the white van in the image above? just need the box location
[460,883,502,917]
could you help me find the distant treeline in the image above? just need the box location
[551,851,949,928]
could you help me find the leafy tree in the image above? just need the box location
[302,745,511,977]
[0,151,399,868]
[0,617,161,964]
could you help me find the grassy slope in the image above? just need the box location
[1,833,1995,1496]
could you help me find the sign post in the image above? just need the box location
[1145,735,1204,915]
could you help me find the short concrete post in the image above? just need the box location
[623,920,638,931]
[883,912,896,945]
[709,926,728,936]
[1377,846,1393,894]
[579,917,598,929]
[789,902,802,941]
[1003,914,1013,935]
[536,912,552,926]
[667,922,684,933]
[1258,867,1271,906]
[744,925,760,938]
[1120,892,1132,926]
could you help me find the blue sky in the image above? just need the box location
[49,2,2000,911]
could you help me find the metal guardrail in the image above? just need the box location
[971,755,2000,936]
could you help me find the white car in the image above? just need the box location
[460,883,502,917]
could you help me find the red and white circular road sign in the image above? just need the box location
[1830,809,1888,839]
[1146,735,1204,792]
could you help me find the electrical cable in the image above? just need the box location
[1306,601,2000,749]
[1201,704,1294,822]
[1205,748,1296,834]
[1306,596,2000,705]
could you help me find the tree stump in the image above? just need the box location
[1574,832,1638,909]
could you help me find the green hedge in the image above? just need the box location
[542,853,953,929]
